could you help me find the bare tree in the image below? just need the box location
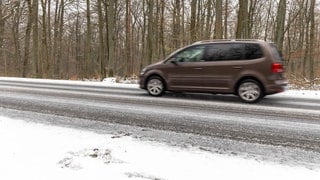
[31,0,39,77]
[146,0,154,65]
[105,0,116,77]
[215,0,223,39]
[85,0,92,78]
[0,0,319,84]
[125,0,132,76]
[308,0,316,84]
[40,0,49,78]
[236,0,249,38]
[190,0,197,42]
[97,0,106,78]
[274,0,286,51]
[22,0,32,77]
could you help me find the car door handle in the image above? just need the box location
[193,68,203,70]
[232,66,243,69]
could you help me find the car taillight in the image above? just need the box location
[272,63,284,73]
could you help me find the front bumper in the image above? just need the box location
[139,75,147,89]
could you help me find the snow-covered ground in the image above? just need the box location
[0,116,320,180]
[1,77,320,179]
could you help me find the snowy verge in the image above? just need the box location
[272,89,320,99]
[0,77,139,89]
[0,116,320,180]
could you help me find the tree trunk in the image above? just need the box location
[97,0,106,78]
[190,0,197,42]
[302,0,309,78]
[106,0,116,77]
[264,1,273,41]
[86,0,92,78]
[224,0,229,39]
[214,0,223,39]
[22,0,33,77]
[0,2,6,75]
[0,1,4,58]
[159,0,165,58]
[41,0,49,78]
[236,0,249,39]
[173,0,181,49]
[309,0,315,83]
[47,0,52,78]
[125,0,132,76]
[53,0,61,78]
[75,2,82,79]
[274,0,286,51]
[12,1,23,76]
[32,0,39,77]
[146,0,154,65]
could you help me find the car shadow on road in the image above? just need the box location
[145,92,242,103]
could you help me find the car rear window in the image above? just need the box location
[269,43,284,62]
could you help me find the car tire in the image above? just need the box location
[237,79,263,103]
[146,76,165,96]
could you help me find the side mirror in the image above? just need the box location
[171,60,178,65]
[167,57,179,65]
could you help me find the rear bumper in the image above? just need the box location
[265,80,288,94]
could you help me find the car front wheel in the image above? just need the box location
[146,76,165,96]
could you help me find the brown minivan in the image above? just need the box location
[139,40,287,103]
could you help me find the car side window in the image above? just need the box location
[203,45,224,61]
[204,43,263,61]
[204,44,241,61]
[172,46,205,63]
[244,43,263,59]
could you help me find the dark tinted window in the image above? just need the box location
[269,43,283,61]
[244,43,264,59]
[204,43,263,61]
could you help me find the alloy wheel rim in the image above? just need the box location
[238,82,261,102]
[147,79,163,96]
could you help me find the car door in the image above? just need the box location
[164,45,207,91]
[199,43,245,92]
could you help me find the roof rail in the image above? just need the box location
[192,39,264,44]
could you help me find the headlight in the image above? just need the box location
[140,68,147,75]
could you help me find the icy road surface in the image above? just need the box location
[0,77,320,169]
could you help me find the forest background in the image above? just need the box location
[0,0,319,86]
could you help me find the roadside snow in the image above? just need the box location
[0,77,139,89]
[273,89,320,99]
[0,116,319,180]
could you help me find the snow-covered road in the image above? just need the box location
[0,77,319,150]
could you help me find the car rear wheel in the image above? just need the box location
[237,80,263,103]
[146,76,165,96]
